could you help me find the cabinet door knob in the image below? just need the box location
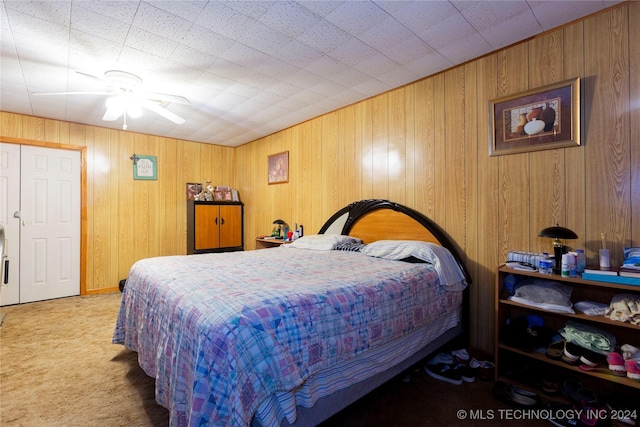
[221,218,225,225]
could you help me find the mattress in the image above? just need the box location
[113,246,464,426]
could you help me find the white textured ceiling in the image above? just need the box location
[0,1,622,147]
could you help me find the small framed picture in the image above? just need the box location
[268,151,289,184]
[214,191,224,201]
[133,155,157,180]
[186,183,202,200]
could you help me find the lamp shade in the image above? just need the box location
[538,225,578,240]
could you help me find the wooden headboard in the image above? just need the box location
[318,199,471,284]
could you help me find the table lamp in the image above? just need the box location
[272,219,288,238]
[538,225,578,274]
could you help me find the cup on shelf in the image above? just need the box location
[599,249,611,268]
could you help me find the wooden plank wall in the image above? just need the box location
[0,3,637,351]
[236,3,639,351]
[0,117,235,295]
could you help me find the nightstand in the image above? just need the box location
[255,237,287,249]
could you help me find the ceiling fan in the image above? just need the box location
[32,70,190,129]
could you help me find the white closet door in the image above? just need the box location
[0,143,21,306]
[20,145,80,303]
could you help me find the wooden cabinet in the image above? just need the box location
[187,201,243,254]
[495,265,640,396]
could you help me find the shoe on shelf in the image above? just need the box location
[621,344,640,361]
[579,347,607,368]
[606,394,639,426]
[561,341,582,365]
[492,381,538,407]
[424,363,462,385]
[544,401,580,427]
[625,359,640,381]
[509,385,539,406]
[542,374,562,394]
[607,352,627,376]
[546,340,565,360]
[561,379,600,406]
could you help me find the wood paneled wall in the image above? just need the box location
[0,115,235,295]
[1,3,637,351]
[236,3,639,351]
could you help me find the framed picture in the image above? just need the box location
[268,151,289,184]
[489,77,580,156]
[133,155,157,180]
[186,183,202,200]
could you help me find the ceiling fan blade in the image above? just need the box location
[102,107,122,121]
[32,90,114,96]
[144,92,191,105]
[141,99,185,124]
[76,71,107,83]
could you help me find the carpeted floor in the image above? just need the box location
[0,294,549,426]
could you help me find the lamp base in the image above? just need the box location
[553,245,566,275]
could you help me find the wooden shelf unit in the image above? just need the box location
[495,265,640,393]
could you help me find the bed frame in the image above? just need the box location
[275,199,472,426]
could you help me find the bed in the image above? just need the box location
[113,199,471,427]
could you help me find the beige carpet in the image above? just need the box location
[0,293,169,427]
[1,294,550,427]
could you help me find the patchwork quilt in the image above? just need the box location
[113,248,462,426]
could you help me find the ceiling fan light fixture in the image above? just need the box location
[105,94,143,119]
[126,101,143,119]
[105,95,124,114]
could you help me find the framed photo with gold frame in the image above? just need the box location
[489,77,580,156]
[268,151,289,184]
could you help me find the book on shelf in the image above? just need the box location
[581,272,640,286]
[619,267,640,278]
[582,266,618,276]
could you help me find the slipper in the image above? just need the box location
[492,381,539,407]
[546,340,564,360]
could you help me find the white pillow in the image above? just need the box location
[288,234,361,251]
[362,240,467,289]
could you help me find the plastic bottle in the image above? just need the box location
[576,249,586,273]
[538,252,553,275]
[561,254,571,277]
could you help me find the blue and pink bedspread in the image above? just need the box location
[113,247,463,426]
